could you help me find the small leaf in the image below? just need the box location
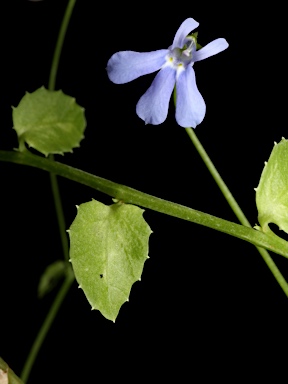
[38,260,67,298]
[256,138,288,234]
[68,200,152,321]
[12,87,86,156]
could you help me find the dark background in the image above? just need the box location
[1,1,288,382]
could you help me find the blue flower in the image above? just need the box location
[107,18,228,128]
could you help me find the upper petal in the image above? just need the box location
[171,18,199,50]
[106,50,169,84]
[136,66,176,125]
[175,66,206,128]
[193,38,229,62]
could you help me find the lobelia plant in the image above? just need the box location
[1,2,288,383]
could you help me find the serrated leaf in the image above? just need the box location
[68,200,152,321]
[12,87,86,156]
[256,138,288,234]
[38,260,67,298]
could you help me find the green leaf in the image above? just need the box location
[68,200,152,322]
[12,87,86,156]
[256,138,288,234]
[38,260,67,298]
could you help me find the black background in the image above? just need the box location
[1,1,288,382]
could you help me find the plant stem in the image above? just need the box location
[49,158,70,261]
[20,0,77,381]
[185,127,288,296]
[48,0,76,91]
[2,150,288,259]
[20,272,74,383]
[48,0,76,259]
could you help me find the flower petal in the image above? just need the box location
[193,38,229,62]
[136,66,176,125]
[175,66,206,128]
[106,50,169,84]
[171,18,199,50]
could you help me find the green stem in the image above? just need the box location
[2,150,288,259]
[20,271,74,383]
[185,127,288,296]
[185,128,251,225]
[21,1,77,381]
[48,0,76,259]
[48,0,77,91]
[49,156,69,261]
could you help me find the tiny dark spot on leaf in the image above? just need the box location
[100,274,103,278]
